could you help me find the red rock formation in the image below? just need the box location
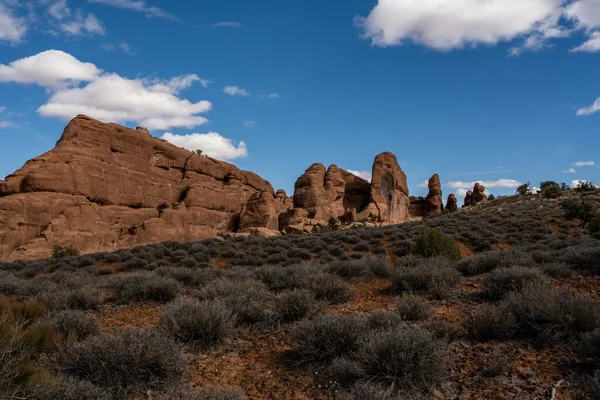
[463,183,487,207]
[239,191,279,232]
[368,152,410,223]
[0,115,276,260]
[293,163,326,217]
[409,196,426,218]
[464,190,473,207]
[425,174,443,214]
[446,194,458,212]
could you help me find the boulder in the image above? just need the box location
[293,163,327,217]
[240,227,281,238]
[0,115,276,261]
[368,152,410,223]
[425,174,443,214]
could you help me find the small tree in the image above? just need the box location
[327,217,339,231]
[560,182,570,191]
[540,181,563,199]
[516,182,532,196]
[488,194,495,201]
[540,181,559,191]
[415,228,461,261]
[195,149,203,156]
[52,245,80,258]
[576,181,597,192]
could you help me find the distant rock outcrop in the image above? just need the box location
[463,183,488,207]
[369,152,410,223]
[425,174,443,214]
[0,115,280,260]
[446,194,458,212]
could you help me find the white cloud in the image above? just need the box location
[161,132,247,161]
[0,121,16,128]
[0,50,102,87]
[357,0,563,50]
[565,0,600,30]
[456,188,469,201]
[577,98,600,116]
[573,161,595,167]
[59,11,105,36]
[562,167,577,173]
[223,86,250,97]
[571,31,600,52]
[212,22,242,28]
[267,93,280,99]
[48,0,71,20]
[244,120,256,128]
[1,50,212,131]
[346,170,372,182]
[0,106,5,113]
[118,42,132,53]
[417,180,429,188]
[88,0,176,21]
[447,179,522,189]
[38,73,211,130]
[0,2,27,43]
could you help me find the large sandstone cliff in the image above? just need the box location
[0,115,285,260]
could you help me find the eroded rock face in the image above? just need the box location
[293,163,327,217]
[446,194,458,212]
[425,174,443,214]
[472,183,488,204]
[239,191,279,231]
[409,196,426,219]
[369,152,410,223]
[464,191,473,207]
[0,115,276,260]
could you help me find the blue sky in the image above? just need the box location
[1,0,599,203]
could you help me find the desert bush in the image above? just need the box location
[481,266,549,300]
[30,377,110,400]
[541,184,563,199]
[162,387,249,400]
[561,197,598,225]
[120,257,150,271]
[52,310,100,340]
[455,249,532,276]
[155,266,216,286]
[464,305,517,341]
[59,329,186,396]
[325,259,371,279]
[275,289,320,322]
[52,245,80,258]
[338,325,449,392]
[561,246,600,274]
[196,279,275,326]
[414,228,461,260]
[391,258,462,299]
[96,266,113,276]
[504,283,600,342]
[106,272,181,303]
[304,272,354,304]
[589,217,600,234]
[159,298,235,349]
[366,311,403,331]
[579,328,600,365]
[420,320,463,341]
[290,314,367,365]
[37,286,103,310]
[397,295,432,321]
[537,262,573,278]
[575,181,597,192]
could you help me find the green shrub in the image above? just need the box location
[290,314,367,365]
[414,229,461,260]
[589,217,600,234]
[541,184,563,199]
[304,272,354,305]
[52,245,80,258]
[60,329,186,396]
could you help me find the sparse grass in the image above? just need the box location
[52,310,100,340]
[30,377,110,400]
[275,289,320,322]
